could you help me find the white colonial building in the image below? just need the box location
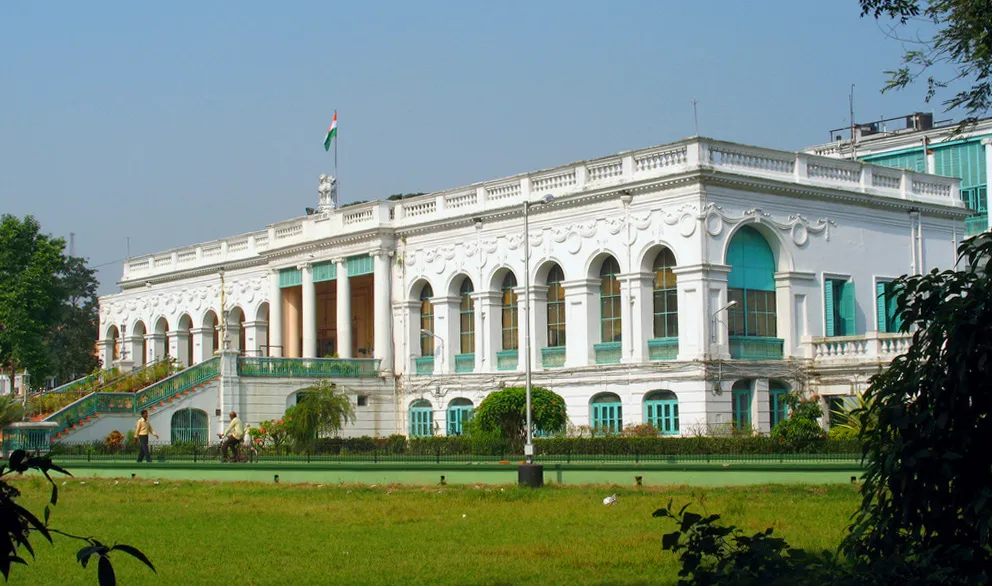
[86,136,967,443]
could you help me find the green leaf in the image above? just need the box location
[662,531,681,550]
[111,544,156,572]
[680,512,702,532]
[97,556,116,586]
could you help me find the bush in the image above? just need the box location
[771,398,827,453]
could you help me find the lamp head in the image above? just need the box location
[540,194,555,204]
[727,300,738,308]
[420,329,433,336]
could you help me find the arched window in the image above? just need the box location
[409,400,433,437]
[446,398,473,436]
[652,249,678,338]
[591,393,623,434]
[599,257,622,343]
[459,279,475,354]
[171,409,209,445]
[732,380,752,431]
[419,285,434,356]
[769,381,789,429]
[501,273,518,351]
[726,227,777,338]
[546,265,566,348]
[644,390,679,435]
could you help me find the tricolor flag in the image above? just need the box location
[323,111,338,151]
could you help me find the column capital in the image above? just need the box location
[297,261,313,271]
[561,278,601,291]
[672,263,732,277]
[431,295,461,306]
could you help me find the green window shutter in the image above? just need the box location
[278,268,302,288]
[312,261,336,282]
[824,279,836,337]
[346,255,373,276]
[887,283,903,332]
[840,282,856,336]
[876,281,888,332]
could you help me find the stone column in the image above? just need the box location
[168,330,190,367]
[336,259,352,359]
[774,271,816,359]
[529,285,549,370]
[562,278,599,368]
[191,327,214,363]
[97,338,115,369]
[398,300,420,374]
[301,263,317,358]
[243,320,268,357]
[223,323,242,353]
[268,271,283,357]
[372,251,393,371]
[433,295,460,375]
[630,271,654,362]
[476,291,502,373]
[284,288,301,358]
[618,272,651,364]
[470,292,488,372]
[125,336,146,366]
[144,333,165,363]
[672,264,731,361]
[753,378,770,434]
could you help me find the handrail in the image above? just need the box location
[134,357,220,411]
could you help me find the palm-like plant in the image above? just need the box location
[0,393,25,428]
[284,380,356,450]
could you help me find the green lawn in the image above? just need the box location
[8,477,860,585]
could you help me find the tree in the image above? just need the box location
[472,386,567,452]
[658,234,992,584]
[861,0,992,124]
[1,451,155,584]
[0,215,66,386]
[284,380,356,449]
[769,395,826,453]
[0,395,25,429]
[841,232,992,581]
[48,256,100,383]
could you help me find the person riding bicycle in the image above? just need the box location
[218,411,244,463]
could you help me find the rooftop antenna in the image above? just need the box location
[691,99,700,136]
[849,84,857,160]
[69,232,75,257]
[125,236,131,259]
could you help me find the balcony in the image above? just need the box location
[238,357,381,378]
[809,332,911,363]
[729,336,784,360]
[541,346,566,369]
[414,356,435,376]
[966,214,988,237]
[496,350,518,371]
[594,342,622,365]
[454,353,475,373]
[648,337,679,361]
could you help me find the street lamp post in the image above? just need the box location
[421,329,444,372]
[523,194,554,464]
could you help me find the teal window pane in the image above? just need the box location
[652,248,678,338]
[279,268,302,288]
[644,390,679,435]
[446,399,473,436]
[732,382,751,430]
[546,264,566,348]
[459,278,475,354]
[346,255,374,276]
[825,279,855,336]
[420,285,434,356]
[599,257,622,343]
[769,382,789,429]
[312,261,336,282]
[501,273,518,351]
[409,401,433,437]
[591,393,623,434]
[726,227,777,338]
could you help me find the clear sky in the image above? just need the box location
[0,1,957,294]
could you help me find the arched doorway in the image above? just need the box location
[171,409,209,444]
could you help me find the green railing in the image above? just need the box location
[45,373,98,395]
[2,427,54,453]
[594,342,622,365]
[965,214,988,237]
[648,337,679,360]
[454,354,475,373]
[496,350,518,371]
[541,346,566,368]
[237,357,381,378]
[729,336,784,360]
[415,356,434,375]
[136,358,221,410]
[45,392,136,436]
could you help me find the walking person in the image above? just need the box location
[218,411,244,462]
[135,409,159,463]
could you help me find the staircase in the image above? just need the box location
[46,357,221,440]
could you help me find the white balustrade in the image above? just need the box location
[116,137,966,285]
[809,332,912,362]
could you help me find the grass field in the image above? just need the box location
[8,476,861,585]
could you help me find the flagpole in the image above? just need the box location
[334,110,338,181]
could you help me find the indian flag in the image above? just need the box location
[323,111,338,151]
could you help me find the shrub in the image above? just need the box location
[771,397,827,453]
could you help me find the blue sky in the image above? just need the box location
[0,1,956,293]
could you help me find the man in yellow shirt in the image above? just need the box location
[218,411,244,462]
[135,409,159,463]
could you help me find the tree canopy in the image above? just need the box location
[284,380,356,449]
[861,0,992,123]
[473,386,567,450]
